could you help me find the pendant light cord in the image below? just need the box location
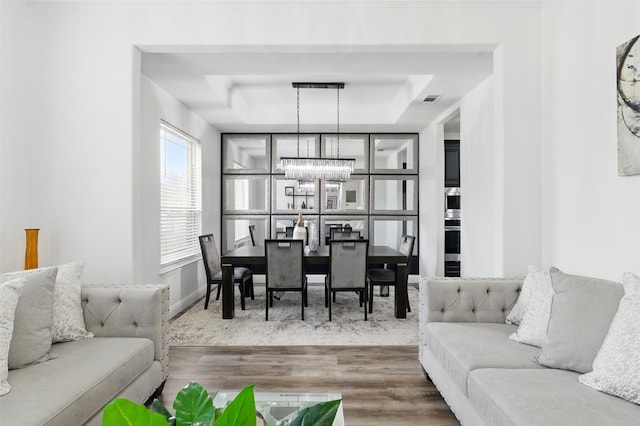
[297,86,301,157]
[337,86,340,159]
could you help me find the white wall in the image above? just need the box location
[1,1,545,311]
[137,74,220,315]
[541,2,640,281]
[460,77,500,276]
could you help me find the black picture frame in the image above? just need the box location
[284,186,294,196]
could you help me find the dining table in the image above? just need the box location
[220,245,409,320]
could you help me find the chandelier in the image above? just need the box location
[280,82,355,182]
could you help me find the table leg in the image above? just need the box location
[394,263,408,319]
[222,263,234,319]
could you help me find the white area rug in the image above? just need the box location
[169,285,419,346]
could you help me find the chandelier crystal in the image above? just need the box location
[280,82,355,182]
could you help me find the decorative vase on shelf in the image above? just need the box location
[292,213,307,244]
[24,228,39,270]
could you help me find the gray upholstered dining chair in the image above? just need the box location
[264,239,307,320]
[330,229,361,240]
[199,234,254,310]
[367,234,415,314]
[325,239,369,321]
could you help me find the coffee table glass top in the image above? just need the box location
[213,390,344,426]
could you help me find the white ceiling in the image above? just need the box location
[141,46,494,133]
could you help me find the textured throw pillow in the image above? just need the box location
[579,272,640,404]
[52,261,93,343]
[0,267,58,369]
[536,268,624,373]
[0,278,25,396]
[509,267,553,347]
[506,265,539,325]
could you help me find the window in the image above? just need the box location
[160,121,201,266]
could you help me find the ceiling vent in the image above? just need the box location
[423,94,441,103]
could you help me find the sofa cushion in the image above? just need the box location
[0,337,154,425]
[579,272,640,404]
[505,265,539,325]
[509,267,553,347]
[425,322,543,395]
[468,368,640,426]
[537,267,623,373]
[52,261,93,343]
[0,267,58,369]
[0,278,25,396]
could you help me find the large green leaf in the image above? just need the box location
[214,385,256,426]
[173,381,216,426]
[102,398,168,426]
[284,400,341,426]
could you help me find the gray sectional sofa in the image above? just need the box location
[419,277,640,426]
[0,284,169,426]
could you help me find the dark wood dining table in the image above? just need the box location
[220,245,409,320]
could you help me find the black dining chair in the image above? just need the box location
[248,224,257,246]
[199,234,254,310]
[264,239,307,320]
[325,239,369,321]
[367,234,415,314]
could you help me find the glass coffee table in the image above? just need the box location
[213,390,344,426]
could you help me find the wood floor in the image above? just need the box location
[158,345,459,426]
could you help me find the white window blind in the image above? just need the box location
[160,121,202,266]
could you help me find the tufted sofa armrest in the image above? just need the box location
[419,277,524,328]
[81,284,169,382]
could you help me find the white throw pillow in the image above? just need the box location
[579,272,640,404]
[0,278,26,396]
[0,267,58,369]
[509,266,553,347]
[52,261,93,343]
[506,265,539,325]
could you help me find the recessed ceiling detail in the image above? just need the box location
[141,48,494,132]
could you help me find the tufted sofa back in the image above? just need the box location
[420,277,524,325]
[81,284,169,382]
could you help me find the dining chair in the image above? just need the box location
[325,239,369,321]
[330,229,361,240]
[248,224,257,246]
[367,234,415,314]
[199,234,254,310]
[264,239,308,320]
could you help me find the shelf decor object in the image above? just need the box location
[280,82,355,181]
[24,228,39,270]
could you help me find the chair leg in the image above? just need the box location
[406,287,411,313]
[329,290,332,321]
[363,289,368,321]
[265,289,269,321]
[239,280,246,311]
[248,276,255,300]
[301,287,305,321]
[204,282,212,309]
[215,283,222,300]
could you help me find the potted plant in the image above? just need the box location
[102,382,341,426]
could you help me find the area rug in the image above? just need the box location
[169,285,419,346]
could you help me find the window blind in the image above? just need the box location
[160,121,202,266]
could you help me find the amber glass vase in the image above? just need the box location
[24,228,39,270]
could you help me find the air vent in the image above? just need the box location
[423,94,441,103]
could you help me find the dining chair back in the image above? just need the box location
[264,239,307,320]
[326,239,369,321]
[199,234,254,310]
[330,230,361,240]
[248,225,257,246]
